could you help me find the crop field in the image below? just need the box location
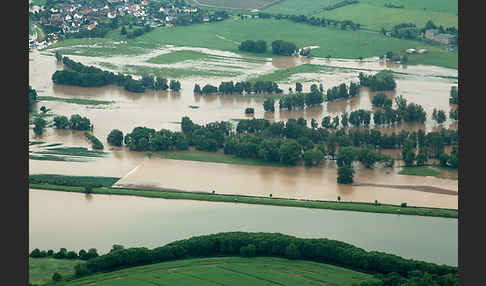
[187,0,282,10]
[262,0,346,15]
[313,0,458,31]
[50,257,377,286]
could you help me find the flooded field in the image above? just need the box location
[29,189,458,266]
[112,156,457,209]
[29,47,458,209]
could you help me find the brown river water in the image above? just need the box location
[29,49,458,209]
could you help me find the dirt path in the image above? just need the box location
[352,183,458,196]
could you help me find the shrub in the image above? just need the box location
[52,272,62,281]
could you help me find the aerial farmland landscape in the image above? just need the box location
[28,0,459,285]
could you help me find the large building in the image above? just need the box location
[424,29,456,45]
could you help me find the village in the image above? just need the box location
[29,0,225,49]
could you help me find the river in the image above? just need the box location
[29,189,458,266]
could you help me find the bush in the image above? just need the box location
[52,272,62,281]
[107,129,124,146]
[401,202,407,208]
[245,107,255,114]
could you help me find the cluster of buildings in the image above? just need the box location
[29,0,210,49]
[423,29,457,45]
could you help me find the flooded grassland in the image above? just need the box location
[29,46,458,209]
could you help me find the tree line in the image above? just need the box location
[358,70,396,91]
[72,232,457,286]
[194,80,283,95]
[326,82,360,101]
[52,56,181,93]
[84,132,104,150]
[107,115,457,183]
[53,114,93,131]
[30,247,99,260]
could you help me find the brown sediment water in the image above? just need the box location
[29,49,458,209]
[112,156,457,209]
[29,189,458,266]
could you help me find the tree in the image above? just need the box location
[295,82,303,93]
[357,146,380,168]
[245,107,255,115]
[169,80,181,91]
[55,51,62,62]
[263,98,275,112]
[279,140,302,165]
[432,109,447,125]
[372,93,388,107]
[29,86,38,112]
[33,117,47,136]
[336,147,357,167]
[341,112,349,128]
[439,153,449,167]
[416,152,428,166]
[52,272,62,281]
[107,129,124,146]
[284,243,300,259]
[194,84,202,94]
[321,116,332,129]
[303,150,324,167]
[53,115,69,129]
[121,26,127,35]
[337,165,355,184]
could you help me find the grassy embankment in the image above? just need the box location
[29,257,82,286]
[262,0,345,15]
[34,256,377,286]
[29,173,458,218]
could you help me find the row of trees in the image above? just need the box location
[84,132,104,150]
[52,56,181,93]
[108,116,457,178]
[326,82,360,101]
[359,70,396,91]
[238,40,267,53]
[121,127,189,152]
[53,114,93,131]
[271,40,297,56]
[30,247,98,260]
[77,232,457,285]
[278,87,324,110]
[194,81,283,95]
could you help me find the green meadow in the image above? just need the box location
[42,256,377,286]
[29,258,82,286]
[313,0,457,31]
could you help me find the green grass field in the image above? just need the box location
[159,150,290,167]
[147,50,215,64]
[47,17,456,69]
[187,0,280,10]
[249,63,337,82]
[37,96,115,106]
[263,0,345,15]
[314,0,457,31]
[123,64,243,78]
[398,166,458,180]
[29,258,82,286]
[29,184,458,218]
[138,19,452,65]
[44,256,377,286]
[34,147,108,158]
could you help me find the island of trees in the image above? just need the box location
[52,55,181,93]
[194,80,283,95]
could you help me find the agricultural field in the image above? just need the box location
[29,258,82,286]
[313,0,458,31]
[138,19,446,60]
[49,257,377,286]
[262,0,345,15]
[187,0,281,10]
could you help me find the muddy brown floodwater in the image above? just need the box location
[29,48,458,209]
[112,156,457,209]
